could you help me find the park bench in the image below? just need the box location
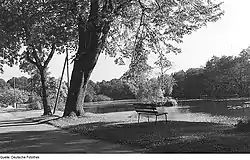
[133,103,168,124]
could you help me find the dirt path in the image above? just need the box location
[0,110,140,153]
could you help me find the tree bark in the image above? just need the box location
[40,69,52,115]
[63,0,110,117]
[63,53,97,116]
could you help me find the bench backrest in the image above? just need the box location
[134,104,158,114]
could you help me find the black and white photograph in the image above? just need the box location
[0,0,249,157]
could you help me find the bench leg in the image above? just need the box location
[147,116,149,122]
[138,113,140,123]
[155,115,157,124]
[165,114,167,123]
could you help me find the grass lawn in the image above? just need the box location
[47,111,250,153]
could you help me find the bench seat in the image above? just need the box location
[134,104,168,124]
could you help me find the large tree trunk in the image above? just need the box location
[63,0,108,117]
[63,53,98,116]
[40,69,52,115]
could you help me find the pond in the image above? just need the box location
[178,99,250,118]
[83,99,250,125]
[166,99,250,125]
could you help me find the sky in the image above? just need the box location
[1,0,250,83]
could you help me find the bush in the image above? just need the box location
[162,97,178,106]
[27,101,42,110]
[0,89,29,105]
[27,95,41,103]
[54,101,65,111]
[93,94,112,102]
[84,94,94,102]
[135,78,165,104]
[48,97,65,111]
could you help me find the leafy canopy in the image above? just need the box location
[0,0,78,72]
[105,0,224,77]
[0,0,223,78]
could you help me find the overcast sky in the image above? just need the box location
[2,0,250,82]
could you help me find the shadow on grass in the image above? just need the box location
[49,119,250,153]
[0,116,60,128]
[0,115,140,153]
[0,129,137,153]
[0,108,34,113]
[2,114,250,153]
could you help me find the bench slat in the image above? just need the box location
[156,112,168,115]
[136,111,168,114]
[136,109,158,114]
[135,106,156,109]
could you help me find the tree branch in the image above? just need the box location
[25,51,37,66]
[154,0,162,10]
[108,33,128,57]
[44,43,56,68]
[138,0,145,10]
[31,47,43,69]
[133,4,145,49]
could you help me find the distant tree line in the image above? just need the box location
[0,75,137,107]
[0,73,67,110]
[5,46,250,105]
[0,72,176,107]
[172,47,250,99]
[84,79,136,102]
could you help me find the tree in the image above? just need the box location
[172,70,186,98]
[230,49,250,96]
[63,0,223,116]
[172,46,250,99]
[27,70,44,96]
[7,76,29,91]
[0,78,8,89]
[155,56,172,89]
[0,88,29,105]
[161,74,176,97]
[0,1,77,115]
[96,79,135,100]
[84,80,97,102]
[204,50,250,97]
[184,68,206,98]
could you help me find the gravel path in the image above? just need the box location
[0,109,140,153]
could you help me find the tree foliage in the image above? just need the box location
[173,46,250,99]
[0,88,29,105]
[111,0,224,78]
[116,0,223,104]
[0,78,9,89]
[0,0,78,57]
[0,0,79,114]
[96,79,135,100]
[7,76,29,91]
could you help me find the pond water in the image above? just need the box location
[166,99,250,125]
[84,99,250,125]
[178,99,250,118]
